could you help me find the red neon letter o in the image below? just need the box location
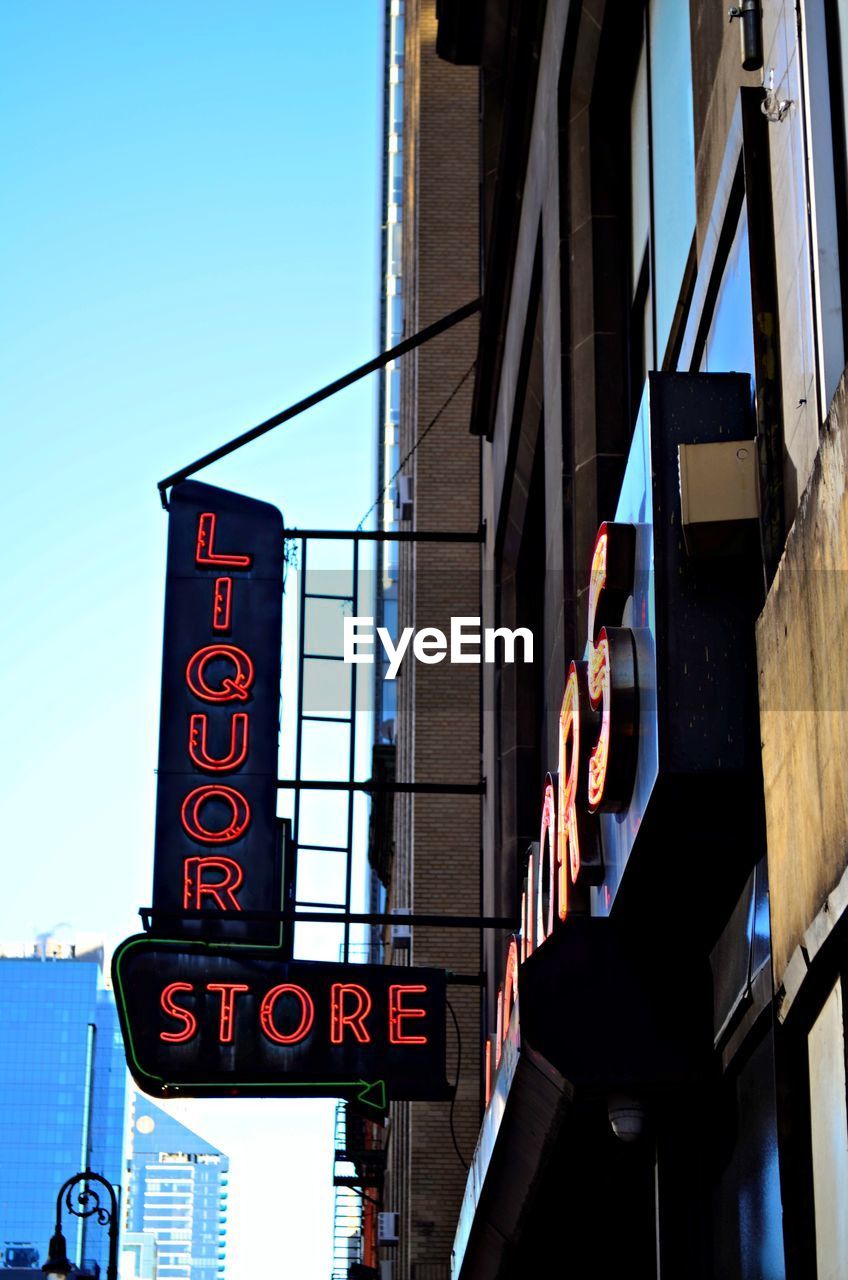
[186,645,255,703]
[259,984,315,1044]
[181,785,251,844]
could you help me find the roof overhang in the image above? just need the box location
[452,918,710,1280]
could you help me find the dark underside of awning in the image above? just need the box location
[453,918,712,1280]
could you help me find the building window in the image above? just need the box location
[628,0,696,413]
[389,220,402,275]
[648,0,696,355]
[808,978,848,1277]
[700,206,755,377]
[390,293,404,343]
[815,0,848,403]
[824,1,848,224]
[630,38,653,411]
[391,80,403,131]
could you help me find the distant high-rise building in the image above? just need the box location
[127,1101,228,1280]
[120,1229,158,1280]
[0,938,128,1274]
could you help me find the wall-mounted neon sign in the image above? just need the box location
[151,481,284,941]
[114,478,461,1105]
[486,522,640,1099]
[113,936,450,1106]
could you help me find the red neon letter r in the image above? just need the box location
[330,984,373,1044]
[183,856,244,910]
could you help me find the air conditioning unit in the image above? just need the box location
[378,1212,400,1245]
[390,907,411,952]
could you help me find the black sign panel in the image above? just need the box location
[112,937,450,1109]
[152,481,284,942]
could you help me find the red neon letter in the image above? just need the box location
[496,938,519,1063]
[520,846,534,963]
[587,628,611,810]
[183,857,244,910]
[189,713,249,772]
[388,985,428,1045]
[207,983,249,1043]
[557,668,579,914]
[186,645,254,703]
[260,984,315,1044]
[330,984,373,1044]
[213,577,233,631]
[538,776,557,938]
[556,663,603,903]
[585,523,638,813]
[495,987,504,1068]
[181,786,251,844]
[196,512,252,568]
[160,983,197,1043]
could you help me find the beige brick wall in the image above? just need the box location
[382,3,481,1277]
[758,370,848,990]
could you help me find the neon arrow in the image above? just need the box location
[247,1078,387,1110]
[165,1078,388,1111]
[271,1078,387,1110]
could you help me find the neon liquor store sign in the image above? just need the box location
[116,480,450,1104]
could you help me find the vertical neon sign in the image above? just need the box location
[492,521,640,1075]
[151,481,284,941]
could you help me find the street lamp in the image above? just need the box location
[41,1228,72,1280]
[42,1172,118,1280]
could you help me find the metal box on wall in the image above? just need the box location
[595,373,765,942]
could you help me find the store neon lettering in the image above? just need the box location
[157,980,435,1048]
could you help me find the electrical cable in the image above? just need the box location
[357,360,477,531]
[446,997,470,1171]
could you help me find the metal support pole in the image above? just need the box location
[278,778,484,795]
[157,298,481,502]
[141,907,517,931]
[290,535,308,957]
[281,527,484,542]
[343,539,360,961]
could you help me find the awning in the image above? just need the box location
[452,918,710,1280]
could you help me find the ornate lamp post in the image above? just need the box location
[42,1172,118,1280]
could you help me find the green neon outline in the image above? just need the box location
[112,935,387,1110]
[154,897,286,953]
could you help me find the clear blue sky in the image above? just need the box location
[0,3,381,1276]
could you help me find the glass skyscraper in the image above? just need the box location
[0,941,127,1274]
[127,1101,228,1280]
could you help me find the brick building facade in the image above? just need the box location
[380,4,481,1277]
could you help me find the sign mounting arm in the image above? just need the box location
[157,297,481,507]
